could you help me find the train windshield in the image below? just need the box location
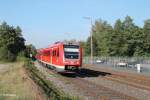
[64,45,79,59]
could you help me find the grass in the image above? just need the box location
[0,58,79,100]
[0,61,45,100]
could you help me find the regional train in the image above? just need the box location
[36,41,82,73]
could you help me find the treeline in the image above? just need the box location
[83,16,150,57]
[0,21,36,61]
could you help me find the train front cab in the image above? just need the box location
[60,44,82,73]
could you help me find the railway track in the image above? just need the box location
[67,76,135,100]
[106,77,150,91]
[36,62,150,99]
[75,67,150,100]
[36,63,136,100]
[104,74,150,91]
[78,68,150,91]
[83,65,150,88]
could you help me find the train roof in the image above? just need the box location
[37,41,80,52]
[48,41,79,47]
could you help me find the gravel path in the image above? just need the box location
[0,63,9,69]
[0,63,10,73]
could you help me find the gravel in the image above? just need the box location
[85,77,150,100]
[35,62,87,100]
[83,64,150,100]
[34,62,136,100]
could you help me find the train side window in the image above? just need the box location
[57,48,59,57]
[53,50,54,56]
[47,51,50,56]
[54,50,55,56]
[55,50,56,56]
[53,50,56,56]
[53,50,55,56]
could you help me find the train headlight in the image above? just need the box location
[76,61,79,64]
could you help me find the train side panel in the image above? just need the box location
[36,42,82,73]
[51,44,65,71]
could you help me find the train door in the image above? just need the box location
[56,47,59,64]
[52,48,54,64]
[52,48,56,65]
[50,49,52,64]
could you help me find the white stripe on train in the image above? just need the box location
[39,60,65,69]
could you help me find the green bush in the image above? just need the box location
[0,47,16,62]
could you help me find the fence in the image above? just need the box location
[83,57,150,74]
[83,56,150,65]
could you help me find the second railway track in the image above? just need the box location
[82,64,150,91]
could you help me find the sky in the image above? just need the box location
[0,0,150,48]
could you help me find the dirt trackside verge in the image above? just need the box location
[24,59,78,100]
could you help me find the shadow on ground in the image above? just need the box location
[61,68,111,78]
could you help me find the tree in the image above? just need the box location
[83,16,150,57]
[92,19,112,56]
[122,16,139,56]
[84,36,99,56]
[142,19,150,56]
[84,37,91,56]
[110,19,128,56]
[24,44,37,58]
[0,21,25,61]
[133,28,145,56]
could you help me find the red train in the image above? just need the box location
[36,41,82,72]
